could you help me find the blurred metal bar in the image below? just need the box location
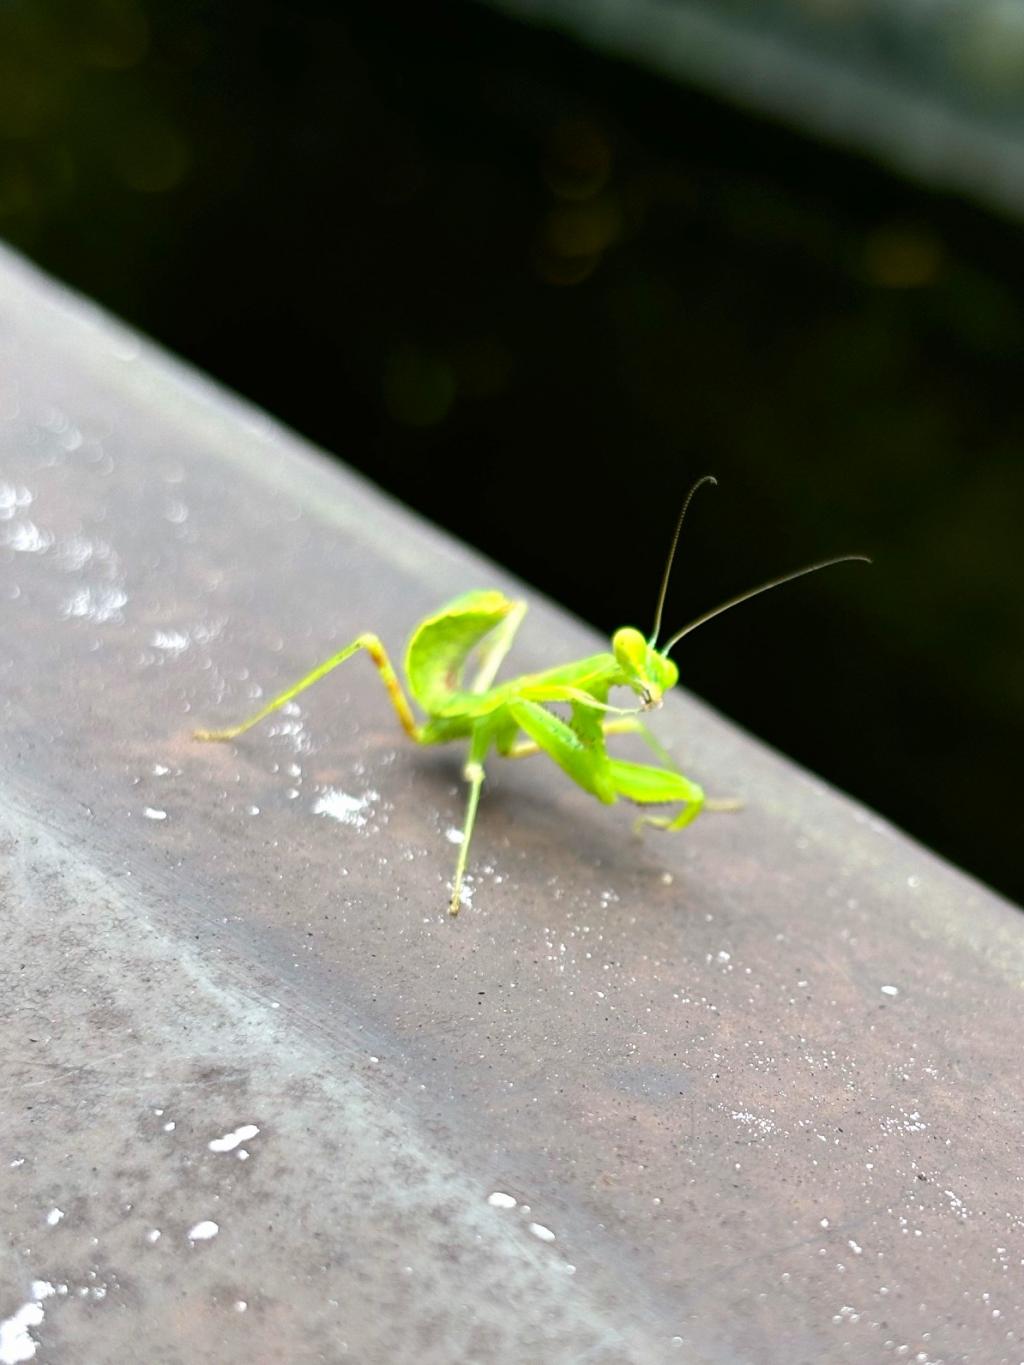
[0,243,1021,1363]
[483,0,1024,218]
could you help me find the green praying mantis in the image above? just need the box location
[195,477,868,913]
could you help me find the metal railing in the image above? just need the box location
[1,243,1021,1363]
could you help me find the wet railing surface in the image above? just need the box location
[1,243,1022,1364]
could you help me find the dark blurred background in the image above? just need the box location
[1,0,1021,902]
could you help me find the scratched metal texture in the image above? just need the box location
[0,243,1021,1365]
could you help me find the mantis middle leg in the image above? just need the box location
[449,726,491,916]
[194,633,423,744]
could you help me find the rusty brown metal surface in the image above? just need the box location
[1,243,1021,1365]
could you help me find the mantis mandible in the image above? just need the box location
[195,477,868,913]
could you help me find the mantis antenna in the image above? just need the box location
[661,553,871,656]
[649,474,718,646]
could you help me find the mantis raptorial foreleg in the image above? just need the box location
[606,758,706,830]
[193,633,423,744]
[506,699,617,802]
[504,716,647,760]
[503,698,712,830]
[504,717,740,813]
[617,726,748,808]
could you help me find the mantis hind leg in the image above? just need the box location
[194,633,423,744]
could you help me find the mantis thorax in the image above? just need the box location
[611,627,679,708]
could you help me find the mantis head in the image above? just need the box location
[612,627,679,709]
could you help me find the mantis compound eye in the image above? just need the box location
[612,626,647,675]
